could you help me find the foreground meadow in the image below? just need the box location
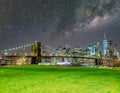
[0,65,120,93]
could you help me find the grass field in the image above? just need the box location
[0,65,120,93]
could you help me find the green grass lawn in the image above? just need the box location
[0,65,120,93]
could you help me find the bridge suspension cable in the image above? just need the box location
[0,43,33,54]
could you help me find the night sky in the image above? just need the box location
[0,0,120,51]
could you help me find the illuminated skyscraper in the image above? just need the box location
[103,33,108,56]
[93,42,99,56]
[87,45,93,56]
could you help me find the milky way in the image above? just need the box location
[0,0,120,51]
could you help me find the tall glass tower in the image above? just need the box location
[103,33,108,56]
[87,45,93,56]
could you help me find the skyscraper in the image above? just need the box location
[93,42,99,56]
[103,33,108,56]
[108,40,118,59]
[87,45,93,56]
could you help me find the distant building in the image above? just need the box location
[107,40,119,59]
[74,46,81,53]
[103,33,108,56]
[62,48,67,56]
[87,45,93,56]
[92,42,99,56]
[66,48,71,56]
[87,42,99,56]
[55,49,59,56]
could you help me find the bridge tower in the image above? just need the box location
[31,41,41,64]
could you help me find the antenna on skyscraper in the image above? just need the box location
[104,33,107,40]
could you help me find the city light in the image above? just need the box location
[0,39,119,66]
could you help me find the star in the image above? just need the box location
[0,0,119,53]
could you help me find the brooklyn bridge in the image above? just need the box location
[0,41,119,66]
